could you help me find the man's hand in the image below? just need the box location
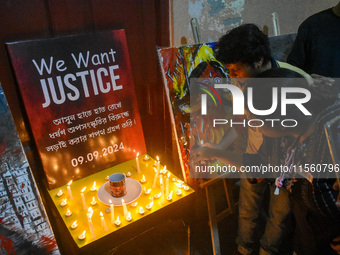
[331,236,340,254]
[191,147,216,162]
[311,73,335,88]
[333,180,340,207]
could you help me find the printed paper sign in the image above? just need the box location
[7,30,146,189]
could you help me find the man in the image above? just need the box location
[245,67,340,255]
[287,1,340,79]
[195,23,312,255]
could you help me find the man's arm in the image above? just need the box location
[202,126,239,150]
[191,145,242,169]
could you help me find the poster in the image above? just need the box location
[7,30,146,189]
[0,85,59,255]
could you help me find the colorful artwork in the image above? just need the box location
[7,30,146,189]
[0,85,59,254]
[157,43,245,185]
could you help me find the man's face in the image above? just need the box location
[225,62,260,78]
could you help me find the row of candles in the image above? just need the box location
[55,154,190,242]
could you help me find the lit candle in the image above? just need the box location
[130,202,138,208]
[126,212,132,222]
[122,199,128,218]
[140,175,146,184]
[176,189,182,196]
[110,200,114,224]
[156,156,160,172]
[144,188,152,195]
[90,181,96,192]
[57,189,63,197]
[105,176,109,181]
[160,165,167,174]
[136,153,141,173]
[143,154,150,161]
[100,212,109,231]
[167,191,173,201]
[146,199,153,210]
[152,167,158,188]
[153,192,161,199]
[81,187,87,210]
[67,181,73,200]
[87,207,95,239]
[71,220,78,230]
[138,207,145,215]
[183,185,189,191]
[160,176,165,204]
[78,230,86,240]
[126,172,132,177]
[115,216,121,226]
[65,209,72,217]
[60,199,67,207]
[166,172,170,196]
[90,196,97,206]
[174,182,183,189]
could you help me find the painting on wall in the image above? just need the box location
[157,43,246,185]
[0,85,59,255]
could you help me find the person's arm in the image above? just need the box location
[202,126,239,150]
[191,145,242,169]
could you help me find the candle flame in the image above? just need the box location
[92,196,95,201]
[109,200,112,204]
[142,175,145,180]
[156,156,159,161]
[67,180,72,186]
[116,216,120,221]
[167,172,170,178]
[63,199,67,203]
[160,177,163,185]
[139,207,143,211]
[100,211,103,217]
[163,166,167,171]
[73,220,77,225]
[136,152,139,157]
[88,207,93,218]
[154,167,157,173]
[81,187,86,192]
[122,199,125,203]
[82,230,86,236]
[127,212,131,217]
[92,181,96,188]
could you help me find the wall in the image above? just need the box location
[172,0,337,46]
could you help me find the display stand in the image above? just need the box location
[7,30,195,254]
[47,154,194,250]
